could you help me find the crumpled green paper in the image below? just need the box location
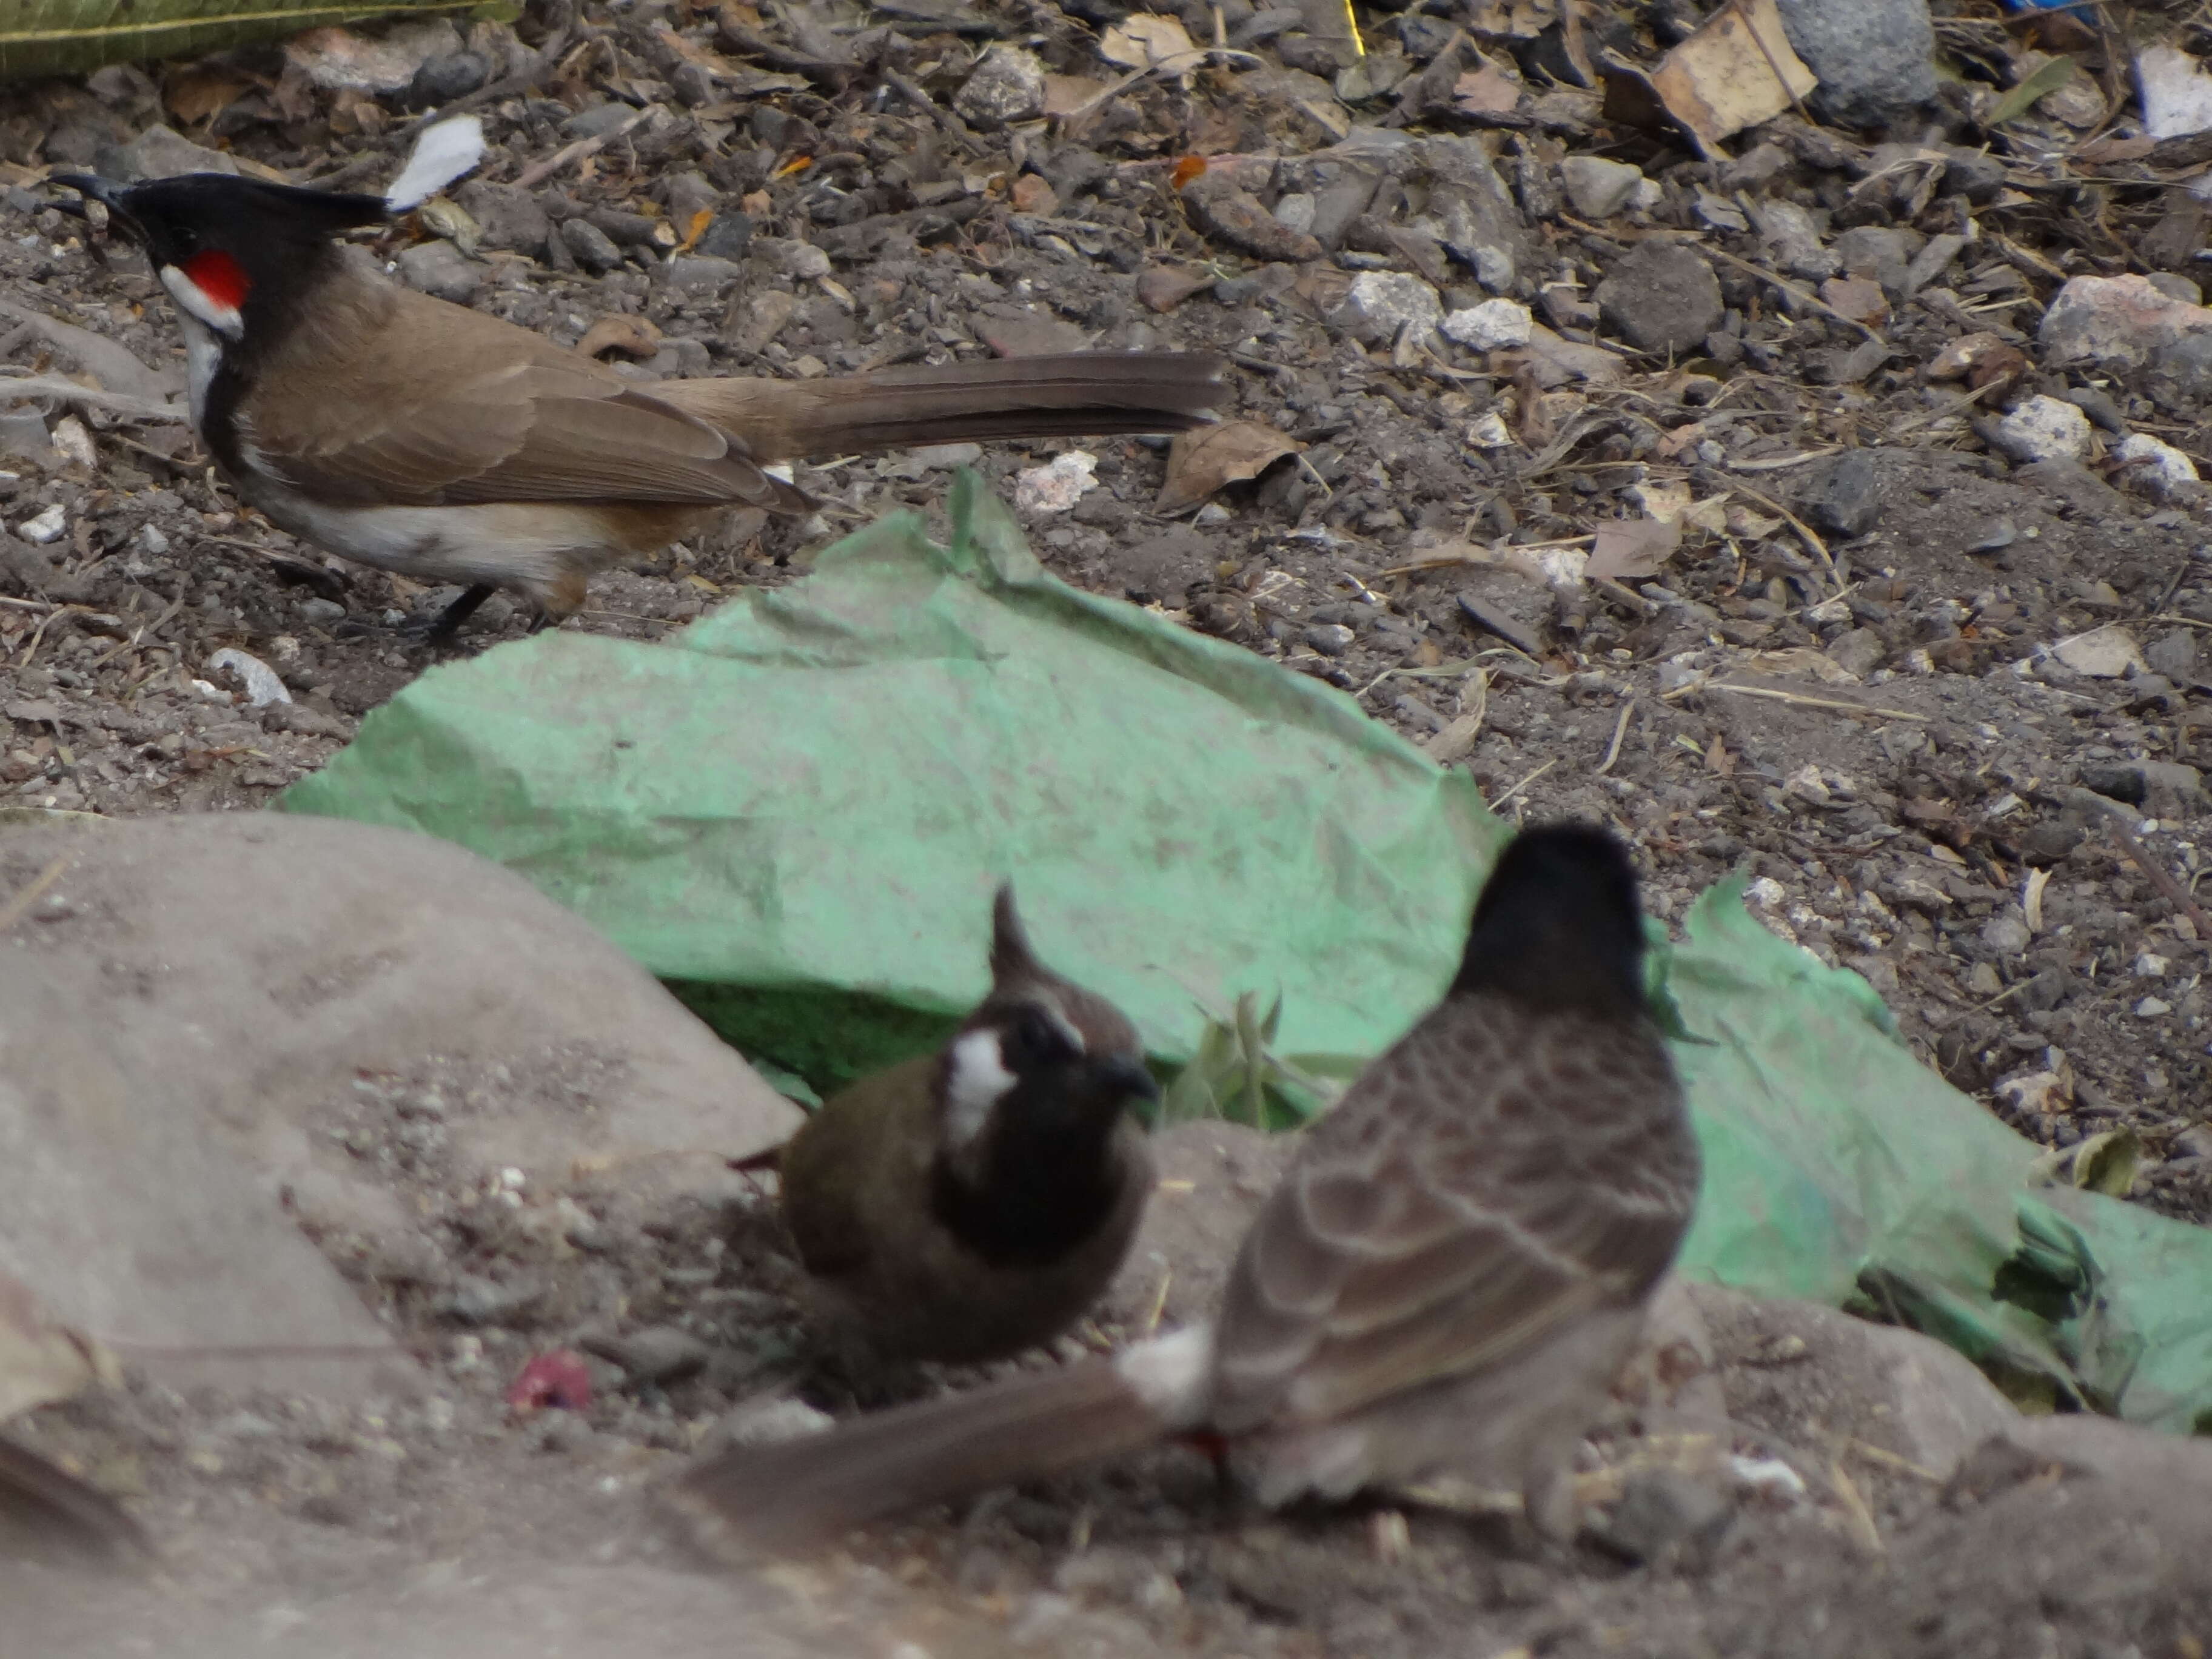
[286,472,2212,1432]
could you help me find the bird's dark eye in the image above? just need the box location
[1000,1006,1079,1072]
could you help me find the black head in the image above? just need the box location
[1452,822,1649,1019]
[942,885,1156,1145]
[54,172,387,338]
[931,886,1157,1267]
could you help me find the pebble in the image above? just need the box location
[396,239,481,303]
[1333,271,1443,346]
[50,416,95,469]
[558,216,623,275]
[1992,396,2092,465]
[1182,171,1324,264]
[695,211,753,261]
[584,1324,710,1386]
[1441,298,1533,350]
[17,504,64,544]
[2114,433,2199,502]
[1594,243,1722,355]
[2145,628,2199,683]
[953,44,1047,128]
[1798,449,1883,538]
[1304,623,1356,657]
[1560,155,1645,220]
[2039,274,2212,375]
[1272,191,1318,235]
[2050,623,2148,679]
[1013,451,1099,512]
[563,102,642,141]
[207,648,292,708]
[1775,0,1937,127]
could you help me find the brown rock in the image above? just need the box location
[1181,171,1323,264]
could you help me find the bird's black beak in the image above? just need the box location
[47,174,138,238]
[1086,1053,1160,1108]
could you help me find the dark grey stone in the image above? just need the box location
[1799,449,1883,538]
[1594,242,1723,355]
[1775,0,1938,128]
[560,216,624,275]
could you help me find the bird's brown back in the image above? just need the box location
[1205,991,1698,1435]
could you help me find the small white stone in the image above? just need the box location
[2051,623,2148,679]
[2114,431,2199,500]
[17,503,65,544]
[1336,271,1443,346]
[2137,996,2174,1017]
[1441,298,1533,351]
[1994,394,2091,463]
[1013,449,1098,512]
[207,647,292,708]
[51,417,95,470]
[2134,952,2172,977]
[1465,411,1514,449]
[1272,191,1317,235]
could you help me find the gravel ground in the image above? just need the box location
[5,0,2212,1651]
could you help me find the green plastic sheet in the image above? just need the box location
[286,473,2212,1432]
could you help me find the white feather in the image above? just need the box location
[942,1029,1016,1150]
[1114,1326,1214,1426]
[385,115,488,212]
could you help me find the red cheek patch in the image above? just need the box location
[181,249,250,313]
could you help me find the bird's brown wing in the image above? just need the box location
[1205,998,1698,1434]
[777,1056,942,1282]
[243,283,804,511]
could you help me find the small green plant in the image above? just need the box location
[1158,990,1367,1131]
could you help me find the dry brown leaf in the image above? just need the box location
[162,69,254,128]
[576,315,663,361]
[1453,63,1521,116]
[1136,264,1213,313]
[1587,516,1681,582]
[1649,0,1816,155]
[1100,13,1196,70]
[1043,73,1109,117]
[0,1269,104,1424]
[1820,275,1889,326]
[1156,421,1301,513]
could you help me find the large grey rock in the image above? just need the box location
[1691,1285,2019,1481]
[1775,0,1939,129]
[0,814,799,1395]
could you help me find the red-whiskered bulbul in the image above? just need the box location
[53,169,1222,640]
[760,885,1157,1367]
[671,823,1703,1553]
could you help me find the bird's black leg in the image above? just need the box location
[417,581,497,645]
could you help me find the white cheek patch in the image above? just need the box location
[943,1028,1017,1150]
[160,264,243,337]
